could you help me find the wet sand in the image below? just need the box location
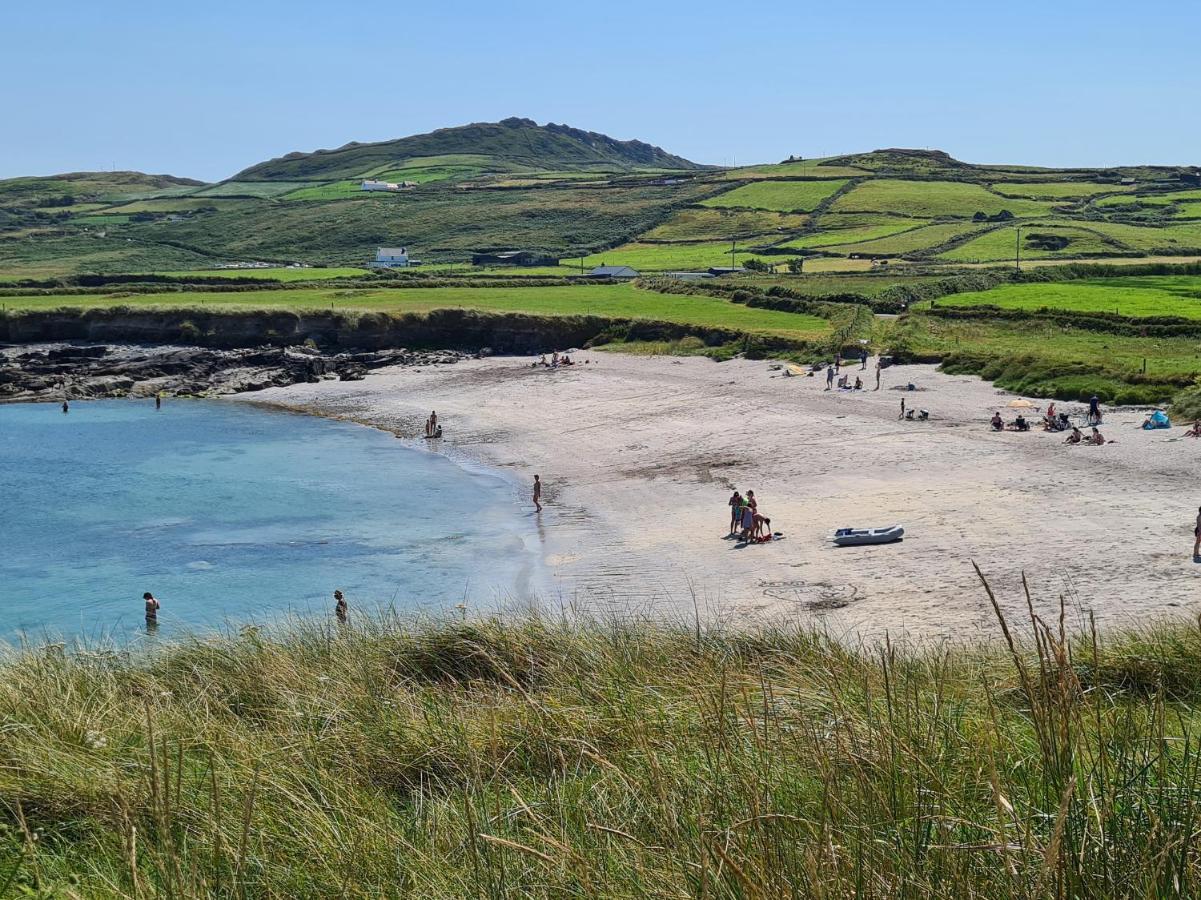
[240,353,1201,639]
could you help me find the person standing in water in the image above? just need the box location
[533,474,543,512]
[62,400,69,414]
[155,393,162,410]
[143,592,160,626]
[334,590,348,624]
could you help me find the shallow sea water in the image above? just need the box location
[0,399,543,642]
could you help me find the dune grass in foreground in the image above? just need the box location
[4,584,1201,897]
[0,284,833,341]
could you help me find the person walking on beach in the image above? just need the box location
[334,589,348,624]
[825,365,834,390]
[1193,506,1201,559]
[875,359,882,391]
[860,348,868,370]
[728,490,743,535]
[1088,395,1102,425]
[533,474,543,512]
[143,592,160,626]
[899,397,906,419]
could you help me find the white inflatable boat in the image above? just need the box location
[832,525,904,546]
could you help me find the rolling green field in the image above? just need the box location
[938,223,1120,262]
[701,179,849,212]
[927,275,1201,319]
[154,266,372,281]
[641,207,808,241]
[0,284,833,339]
[819,221,987,256]
[1095,188,1201,208]
[778,221,923,250]
[990,181,1135,199]
[830,179,1057,218]
[192,180,317,198]
[575,241,774,271]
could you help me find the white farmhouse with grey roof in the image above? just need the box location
[370,247,410,268]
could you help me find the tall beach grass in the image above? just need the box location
[2,574,1201,897]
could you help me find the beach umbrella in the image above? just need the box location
[1007,398,1035,409]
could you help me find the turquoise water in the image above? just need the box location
[0,400,543,642]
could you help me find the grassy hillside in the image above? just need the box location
[235,118,705,181]
[6,607,1201,896]
[4,134,1201,279]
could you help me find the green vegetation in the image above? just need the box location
[778,221,923,250]
[641,208,808,241]
[820,221,988,256]
[154,266,372,282]
[928,275,1201,319]
[702,179,848,212]
[830,179,1056,218]
[0,284,833,340]
[990,181,1134,199]
[575,242,772,271]
[939,223,1121,262]
[9,606,1201,896]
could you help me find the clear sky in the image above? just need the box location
[4,0,1199,181]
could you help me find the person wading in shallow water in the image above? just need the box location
[143,592,160,627]
[334,589,348,624]
[533,474,543,512]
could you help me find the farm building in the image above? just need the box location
[361,180,416,193]
[369,247,410,268]
[664,271,715,281]
[472,250,560,267]
[707,266,747,276]
[588,265,640,279]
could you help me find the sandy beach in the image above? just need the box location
[242,353,1201,639]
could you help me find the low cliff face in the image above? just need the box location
[0,307,775,354]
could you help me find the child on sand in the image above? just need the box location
[728,491,743,535]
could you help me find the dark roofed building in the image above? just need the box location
[472,250,560,267]
[588,265,639,279]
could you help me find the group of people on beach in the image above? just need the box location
[534,352,578,368]
[989,399,1109,443]
[824,349,882,392]
[727,490,776,543]
[424,410,442,438]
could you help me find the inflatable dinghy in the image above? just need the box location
[833,525,904,546]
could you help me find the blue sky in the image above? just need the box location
[4,0,1198,181]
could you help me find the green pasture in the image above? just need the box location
[192,181,316,198]
[1096,189,1201,208]
[721,160,869,180]
[830,179,1056,218]
[641,208,809,241]
[0,284,833,339]
[990,181,1134,199]
[576,241,773,271]
[938,223,1120,262]
[701,179,849,212]
[819,221,987,256]
[154,266,371,281]
[925,275,1201,319]
[280,180,374,201]
[778,221,923,250]
[103,198,239,214]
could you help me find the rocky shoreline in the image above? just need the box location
[0,343,467,402]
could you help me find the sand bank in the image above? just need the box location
[241,353,1200,639]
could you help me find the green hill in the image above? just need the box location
[4,128,1201,279]
[234,117,706,181]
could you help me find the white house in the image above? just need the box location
[361,180,416,192]
[370,247,410,268]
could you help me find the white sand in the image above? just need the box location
[240,353,1201,639]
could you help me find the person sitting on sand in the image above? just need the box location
[728,491,743,535]
[854,376,863,390]
[990,412,1004,431]
[1064,426,1083,445]
[837,374,850,389]
[1011,415,1030,432]
[1186,420,1201,438]
[1088,427,1108,445]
